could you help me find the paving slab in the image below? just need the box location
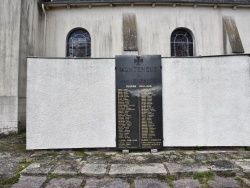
[109,163,167,177]
[110,153,165,164]
[21,163,53,175]
[0,152,12,158]
[45,178,84,188]
[79,164,107,176]
[110,155,131,164]
[11,176,47,188]
[165,162,210,176]
[210,160,239,175]
[51,162,82,175]
[173,179,201,188]
[0,159,20,178]
[135,178,170,188]
[86,155,109,164]
[233,160,250,173]
[132,154,165,164]
[208,177,241,188]
[85,178,130,188]
[193,153,216,162]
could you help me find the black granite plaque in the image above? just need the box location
[116,55,163,149]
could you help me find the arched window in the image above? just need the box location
[171,28,193,57]
[67,28,91,57]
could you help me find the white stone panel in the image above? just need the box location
[27,58,116,149]
[27,55,250,149]
[162,56,250,146]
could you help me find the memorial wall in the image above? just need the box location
[27,55,250,149]
[116,55,163,149]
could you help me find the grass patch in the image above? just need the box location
[127,178,135,188]
[20,158,33,169]
[245,147,250,151]
[0,132,26,152]
[7,131,18,135]
[155,175,177,188]
[0,174,20,188]
[48,173,59,180]
[92,153,113,159]
[47,152,59,157]
[0,158,33,187]
[11,145,26,152]
[74,151,89,159]
[235,177,244,187]
[182,159,192,163]
[156,174,168,181]
[80,179,86,188]
[193,171,214,186]
[243,173,250,180]
[165,175,178,188]
[193,171,214,180]
[195,146,202,151]
[235,177,250,188]
[177,151,187,155]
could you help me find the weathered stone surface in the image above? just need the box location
[193,153,215,162]
[210,160,239,174]
[21,163,53,175]
[86,155,109,164]
[208,177,241,188]
[11,176,47,188]
[241,177,250,186]
[223,16,244,53]
[45,178,83,188]
[135,178,170,188]
[173,179,200,188]
[123,14,137,51]
[51,161,82,175]
[85,178,130,188]
[109,163,167,176]
[233,160,250,173]
[0,159,20,178]
[165,162,210,176]
[80,164,107,176]
[110,153,165,164]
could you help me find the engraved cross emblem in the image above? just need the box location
[134,56,143,66]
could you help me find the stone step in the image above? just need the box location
[21,160,246,178]
[109,163,167,177]
[12,176,244,188]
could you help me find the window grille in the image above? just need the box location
[171,29,193,57]
[67,29,91,57]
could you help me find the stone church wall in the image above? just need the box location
[0,0,42,133]
[18,0,43,131]
[44,6,250,58]
[0,0,22,133]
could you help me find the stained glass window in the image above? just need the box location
[67,29,91,57]
[171,29,193,57]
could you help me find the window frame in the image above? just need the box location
[170,28,195,57]
[66,27,91,58]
